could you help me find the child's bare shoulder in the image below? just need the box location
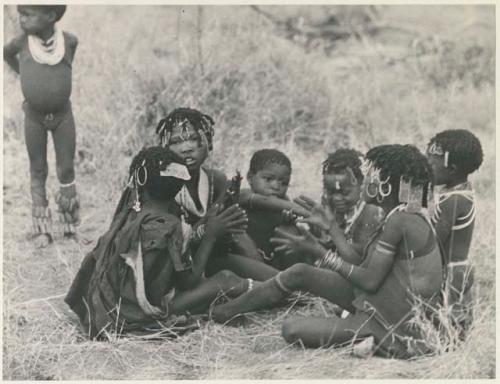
[4,33,26,52]
[63,31,78,46]
[439,193,473,219]
[362,204,384,223]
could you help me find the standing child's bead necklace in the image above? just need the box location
[28,24,65,65]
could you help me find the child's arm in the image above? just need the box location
[435,195,475,303]
[175,204,247,290]
[239,189,310,217]
[333,214,402,293]
[3,35,24,74]
[65,32,79,63]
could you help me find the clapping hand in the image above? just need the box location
[293,195,334,231]
[270,226,324,258]
[205,204,248,239]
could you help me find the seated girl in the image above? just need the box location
[212,144,443,359]
[294,148,384,265]
[427,129,483,337]
[65,146,251,339]
[155,108,227,226]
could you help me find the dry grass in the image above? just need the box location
[3,5,495,379]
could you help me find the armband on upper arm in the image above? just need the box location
[375,240,396,257]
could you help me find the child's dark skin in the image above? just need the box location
[427,149,475,328]
[4,5,79,246]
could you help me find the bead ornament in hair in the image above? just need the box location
[365,144,434,213]
[156,108,215,151]
[427,129,483,175]
[127,146,187,212]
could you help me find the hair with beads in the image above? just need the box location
[322,148,364,181]
[155,108,215,151]
[248,149,292,175]
[128,146,185,196]
[428,129,483,175]
[365,144,433,205]
[18,5,67,21]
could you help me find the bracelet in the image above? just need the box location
[247,278,254,292]
[195,224,206,240]
[346,264,354,279]
[319,249,343,272]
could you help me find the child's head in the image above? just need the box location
[156,108,215,172]
[247,149,291,198]
[426,129,483,186]
[17,5,66,34]
[363,144,433,207]
[322,148,364,214]
[128,146,189,202]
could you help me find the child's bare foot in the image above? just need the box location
[63,231,78,241]
[33,233,53,248]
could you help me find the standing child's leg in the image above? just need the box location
[24,104,51,246]
[52,107,79,236]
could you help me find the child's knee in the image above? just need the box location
[281,319,301,344]
[56,164,75,184]
[30,163,48,179]
[282,263,310,289]
[214,269,242,289]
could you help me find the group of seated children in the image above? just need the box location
[66,107,483,359]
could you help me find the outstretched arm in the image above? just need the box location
[239,189,310,217]
[3,35,24,74]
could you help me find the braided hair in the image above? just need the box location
[248,149,292,175]
[155,108,215,151]
[128,146,185,201]
[365,144,433,205]
[322,148,364,182]
[18,5,67,21]
[428,129,483,175]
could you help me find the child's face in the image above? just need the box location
[426,152,450,186]
[167,123,208,172]
[323,172,361,214]
[18,7,54,35]
[248,163,291,198]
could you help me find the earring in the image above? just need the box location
[365,183,378,198]
[379,182,392,198]
[399,176,411,203]
[376,193,385,203]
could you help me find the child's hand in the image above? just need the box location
[270,226,324,258]
[294,195,333,231]
[205,204,248,239]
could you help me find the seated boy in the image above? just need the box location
[426,129,483,337]
[206,149,309,280]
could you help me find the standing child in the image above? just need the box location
[426,129,483,337]
[4,5,80,246]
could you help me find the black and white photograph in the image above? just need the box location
[2,3,496,380]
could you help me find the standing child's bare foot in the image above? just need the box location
[33,233,53,248]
